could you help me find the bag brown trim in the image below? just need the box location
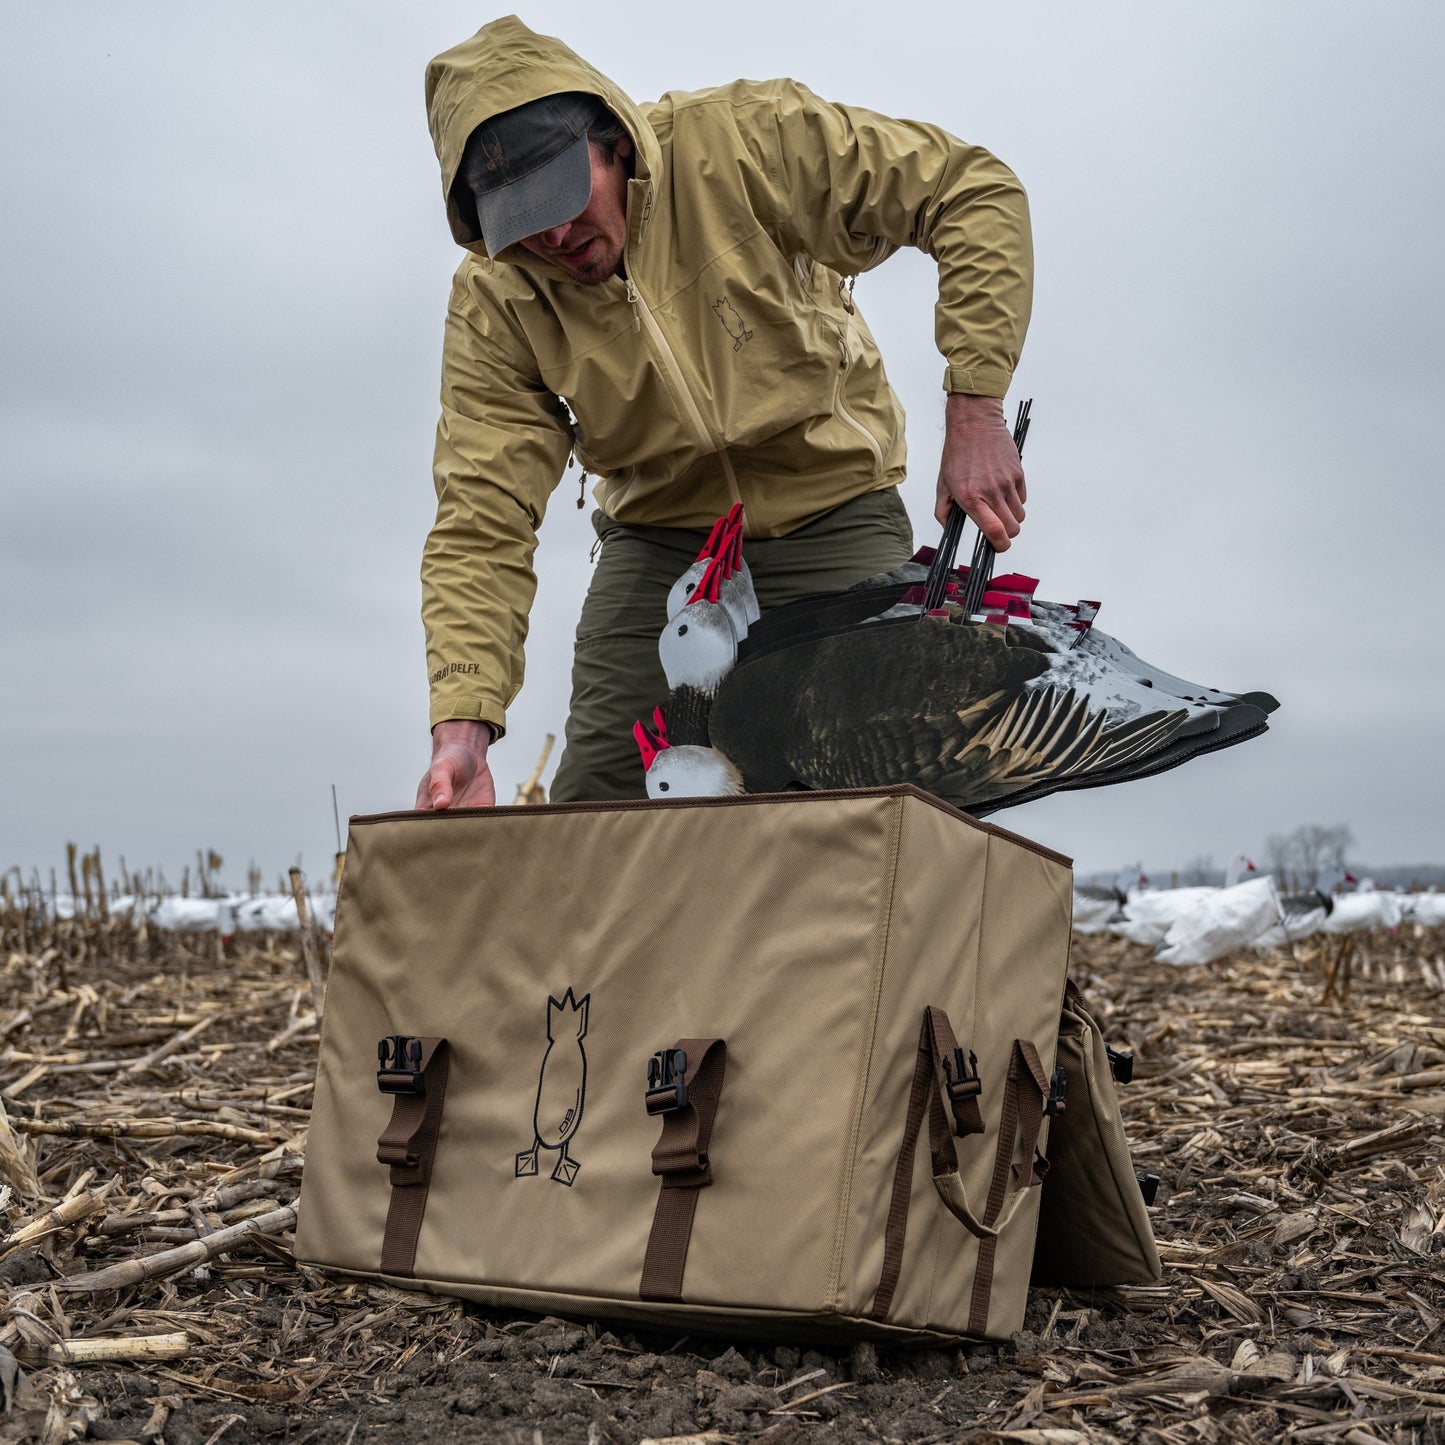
[640,1037,728,1302]
[967,1037,1049,1334]
[869,1006,986,1322]
[375,1036,450,1279]
[830,792,906,1309]
[346,785,1073,868]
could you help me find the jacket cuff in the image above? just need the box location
[942,363,1013,398]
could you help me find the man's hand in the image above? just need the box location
[935,393,1027,551]
[416,719,497,810]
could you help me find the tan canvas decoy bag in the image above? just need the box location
[297,786,1105,1341]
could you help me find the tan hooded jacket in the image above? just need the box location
[423,16,1032,734]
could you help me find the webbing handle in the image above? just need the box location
[870,1009,1049,1323]
[927,1031,1047,1239]
[930,1163,1034,1240]
[639,1036,727,1302]
[966,1034,1051,1335]
[374,1035,449,1278]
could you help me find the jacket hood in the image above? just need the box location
[425,15,658,258]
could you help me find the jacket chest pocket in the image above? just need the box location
[657,239,844,449]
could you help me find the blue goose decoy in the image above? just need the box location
[639,547,1204,812]
[637,428,1277,810]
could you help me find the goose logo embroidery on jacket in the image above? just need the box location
[515,988,590,1186]
[712,297,753,351]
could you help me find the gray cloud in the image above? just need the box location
[3,1,1442,884]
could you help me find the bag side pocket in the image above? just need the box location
[1031,987,1161,1287]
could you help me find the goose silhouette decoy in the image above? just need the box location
[638,481,1278,812]
[707,563,1275,801]
[634,706,743,798]
[1253,887,1334,948]
[707,545,1276,810]
[641,548,1197,811]
[751,559,1277,721]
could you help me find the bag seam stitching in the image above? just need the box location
[830,792,906,1314]
[965,834,995,1334]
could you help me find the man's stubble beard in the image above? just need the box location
[570,242,624,285]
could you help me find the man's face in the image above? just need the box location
[517,137,633,283]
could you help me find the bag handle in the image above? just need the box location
[639,1037,728,1302]
[964,1034,1051,1334]
[928,1025,1049,1239]
[870,1008,1049,1321]
[374,1034,450,1278]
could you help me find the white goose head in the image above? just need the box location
[633,709,743,799]
[1224,852,1256,888]
[658,552,740,693]
[665,506,758,636]
[666,513,729,621]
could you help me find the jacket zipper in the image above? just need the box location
[625,277,745,521]
[835,319,884,473]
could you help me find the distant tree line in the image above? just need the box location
[1263,823,1355,891]
[1089,828,1443,893]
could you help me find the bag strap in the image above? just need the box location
[374,1035,450,1278]
[640,1037,728,1302]
[967,1036,1050,1334]
[871,1008,962,1319]
[871,1008,1048,1324]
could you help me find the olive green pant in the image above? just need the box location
[550,488,916,802]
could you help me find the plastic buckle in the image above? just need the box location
[941,1047,981,1102]
[1044,1064,1068,1117]
[377,1034,424,1095]
[1107,1045,1135,1084]
[645,1048,689,1115]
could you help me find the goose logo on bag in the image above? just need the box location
[515,988,590,1187]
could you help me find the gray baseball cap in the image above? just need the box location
[459,92,607,255]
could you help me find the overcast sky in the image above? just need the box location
[3,1,1443,890]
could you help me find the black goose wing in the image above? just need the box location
[938,684,1189,807]
[739,583,911,659]
[710,615,1190,807]
[712,616,1047,796]
[971,698,1271,817]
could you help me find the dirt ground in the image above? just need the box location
[2,907,1443,1443]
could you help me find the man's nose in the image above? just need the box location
[536,220,573,248]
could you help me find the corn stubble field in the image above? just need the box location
[1,893,1443,1445]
